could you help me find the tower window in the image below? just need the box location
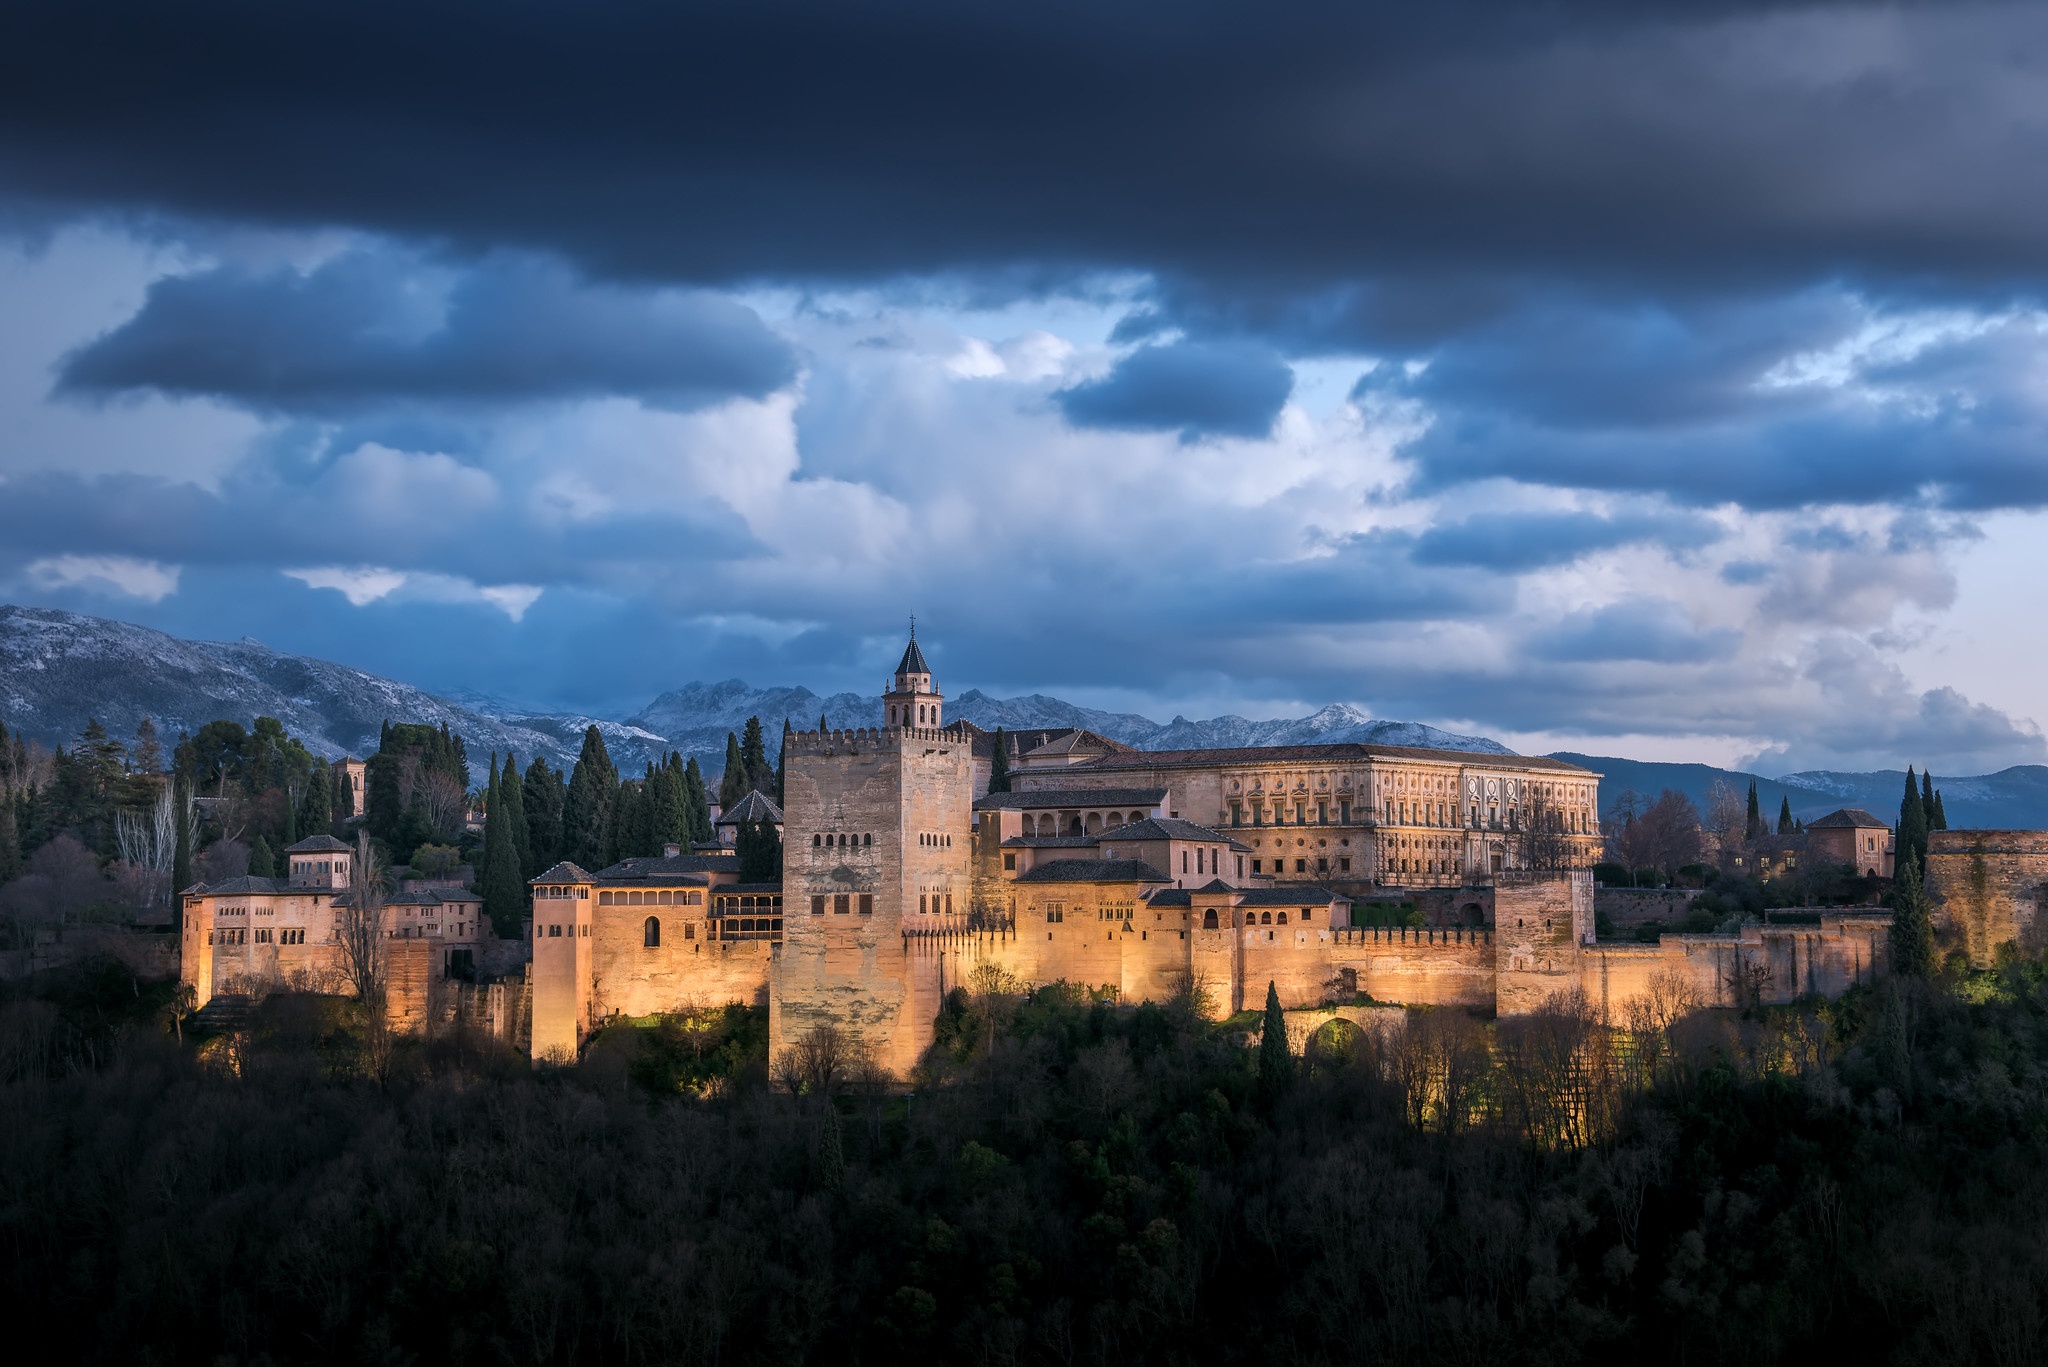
[834,894,850,915]
[811,896,825,916]
[643,916,661,948]
[859,895,873,915]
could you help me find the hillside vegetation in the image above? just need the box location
[5,955,2048,1365]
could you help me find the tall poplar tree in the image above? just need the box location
[523,756,565,869]
[482,756,524,936]
[563,726,618,871]
[1898,766,1927,872]
[988,727,1012,794]
[1745,780,1761,840]
[718,732,748,810]
[740,716,773,796]
[499,751,531,877]
[683,758,712,842]
[1889,850,1933,977]
[1258,981,1293,1103]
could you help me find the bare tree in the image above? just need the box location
[1515,783,1580,873]
[113,781,185,917]
[775,1022,848,1095]
[1700,779,1746,869]
[419,770,468,841]
[335,829,388,1010]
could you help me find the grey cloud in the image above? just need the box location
[1530,599,1741,664]
[1057,340,1294,440]
[59,251,796,413]
[1410,508,1721,572]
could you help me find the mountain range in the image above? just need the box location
[4,603,2046,828]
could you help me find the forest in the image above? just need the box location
[3,942,2046,1366]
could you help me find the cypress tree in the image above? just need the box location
[988,727,1012,794]
[299,759,332,838]
[172,777,192,905]
[1898,767,1927,873]
[523,756,565,870]
[608,779,639,865]
[1932,789,1948,831]
[719,733,748,810]
[249,835,275,880]
[1777,795,1795,835]
[683,758,712,842]
[737,817,783,882]
[485,777,525,937]
[1744,780,1761,840]
[563,726,618,871]
[500,751,532,877]
[480,753,501,889]
[1258,980,1293,1102]
[281,785,298,848]
[775,719,790,805]
[330,761,351,827]
[0,800,17,888]
[1889,850,1933,977]
[740,716,773,797]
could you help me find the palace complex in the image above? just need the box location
[183,632,1900,1071]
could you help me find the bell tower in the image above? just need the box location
[883,621,944,729]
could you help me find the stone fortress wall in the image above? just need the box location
[1926,829,2048,967]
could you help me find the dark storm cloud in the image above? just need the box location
[1410,509,1721,572]
[2,1,2046,319]
[58,252,795,413]
[1057,341,1294,440]
[1530,599,1742,664]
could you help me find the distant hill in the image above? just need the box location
[12,606,2045,824]
[1553,752,2048,831]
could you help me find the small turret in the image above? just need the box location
[883,621,944,729]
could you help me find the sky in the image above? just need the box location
[2,0,2047,775]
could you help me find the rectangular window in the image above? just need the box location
[919,893,927,914]
[811,895,826,916]
[1252,859,1262,873]
[1253,807,1263,826]
[1339,858,1351,872]
[1182,850,1189,873]
[1339,801,1350,824]
[835,894,850,915]
[1231,805,1242,826]
[1296,802,1305,822]
[1296,859,1307,873]
[859,894,873,915]
[1318,803,1327,824]
[945,894,953,914]
[1237,856,1245,878]
[685,923,695,939]
[1004,852,1016,870]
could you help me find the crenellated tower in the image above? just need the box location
[772,627,973,1077]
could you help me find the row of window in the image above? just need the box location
[1249,857,1352,875]
[539,924,589,938]
[886,703,940,725]
[813,833,873,847]
[919,833,952,847]
[1232,801,1353,827]
[208,926,311,945]
[535,886,587,900]
[598,889,703,906]
[810,894,875,915]
[921,893,954,914]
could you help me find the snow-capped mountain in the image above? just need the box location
[0,605,1516,781]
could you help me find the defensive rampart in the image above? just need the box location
[1927,830,2048,967]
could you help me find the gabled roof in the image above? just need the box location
[1098,816,1232,844]
[284,835,351,853]
[191,875,286,896]
[974,786,1168,811]
[1014,858,1173,884]
[592,851,735,883]
[896,634,930,676]
[1808,808,1890,830]
[530,861,594,885]
[1021,729,1137,758]
[718,790,785,825]
[1066,742,1595,773]
[1236,886,1348,906]
[390,888,484,906]
[999,835,1102,848]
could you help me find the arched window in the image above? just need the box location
[1260,911,1272,924]
[1277,912,1288,924]
[1086,813,1102,835]
[864,833,872,845]
[643,916,660,948]
[1203,908,1219,929]
[1068,816,1084,835]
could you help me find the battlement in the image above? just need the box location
[1332,925,1493,947]
[782,724,965,755]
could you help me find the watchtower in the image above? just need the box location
[772,629,973,1077]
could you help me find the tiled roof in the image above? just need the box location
[1066,743,1596,774]
[1014,858,1173,884]
[284,835,352,853]
[1236,886,1348,906]
[1098,816,1231,844]
[191,875,286,896]
[1000,835,1102,848]
[1021,729,1137,758]
[530,861,594,885]
[1808,808,1890,830]
[1147,889,1193,907]
[592,851,736,883]
[896,635,930,676]
[390,889,483,906]
[974,786,1168,810]
[718,790,785,824]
